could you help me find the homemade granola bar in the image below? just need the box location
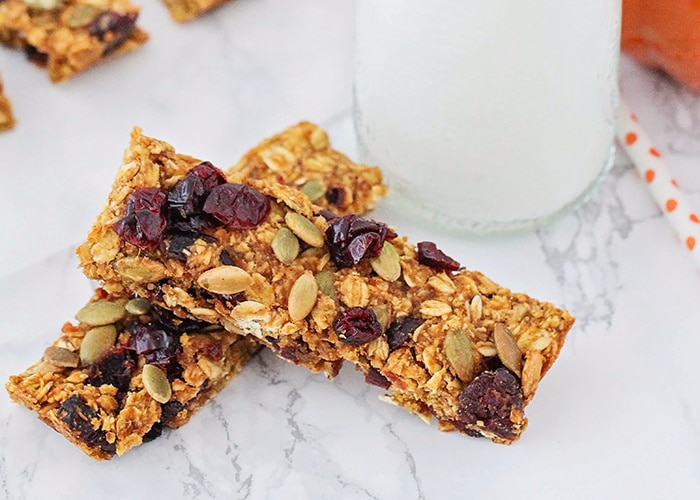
[161,0,231,22]
[6,122,386,459]
[0,72,15,131]
[0,0,148,82]
[6,288,261,460]
[78,129,575,444]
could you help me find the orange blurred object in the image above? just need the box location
[622,0,700,92]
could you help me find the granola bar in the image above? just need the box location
[78,129,575,444]
[161,0,231,23]
[6,288,260,460]
[6,123,386,460]
[0,72,15,131]
[0,0,148,82]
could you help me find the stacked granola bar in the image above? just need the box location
[6,123,389,459]
[8,122,574,459]
[76,126,575,445]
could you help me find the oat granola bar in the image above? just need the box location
[78,129,575,444]
[6,288,261,460]
[0,0,148,82]
[0,72,15,131]
[6,123,386,459]
[161,0,231,23]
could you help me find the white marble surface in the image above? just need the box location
[1,1,700,498]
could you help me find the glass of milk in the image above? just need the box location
[353,0,621,233]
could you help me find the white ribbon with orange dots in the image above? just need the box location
[616,98,700,269]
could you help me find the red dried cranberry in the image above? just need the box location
[113,187,167,250]
[86,347,138,393]
[129,322,182,380]
[57,395,116,453]
[326,214,395,268]
[87,11,137,55]
[203,183,270,229]
[417,241,460,272]
[317,209,338,221]
[386,316,423,352]
[332,307,382,346]
[325,187,346,206]
[219,249,236,266]
[365,367,391,389]
[457,368,524,440]
[166,162,226,232]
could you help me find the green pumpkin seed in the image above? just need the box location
[299,179,325,202]
[75,301,126,326]
[142,364,171,403]
[68,4,98,27]
[43,346,79,368]
[285,212,324,248]
[125,297,151,316]
[370,242,401,282]
[80,325,118,366]
[314,270,337,301]
[494,323,522,375]
[272,227,300,265]
[197,266,252,295]
[287,272,318,321]
[444,329,475,382]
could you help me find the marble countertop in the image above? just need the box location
[1,1,699,498]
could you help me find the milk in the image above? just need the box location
[354,0,620,232]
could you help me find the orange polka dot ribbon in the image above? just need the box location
[616,99,700,267]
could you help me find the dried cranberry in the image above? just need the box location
[166,162,226,232]
[386,316,423,352]
[325,214,394,268]
[113,187,167,250]
[317,209,338,221]
[160,400,184,423]
[57,395,116,454]
[87,11,137,55]
[150,306,211,334]
[24,45,48,67]
[332,307,382,346]
[129,322,182,380]
[203,183,270,229]
[219,249,236,266]
[325,187,345,206]
[365,367,391,389]
[142,423,163,443]
[417,241,460,272]
[86,347,138,393]
[457,368,524,440]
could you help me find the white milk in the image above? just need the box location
[354,0,620,232]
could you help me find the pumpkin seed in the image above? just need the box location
[75,301,126,326]
[22,0,62,10]
[494,323,523,375]
[80,325,117,365]
[43,346,79,368]
[272,227,300,265]
[285,212,324,248]
[116,257,167,284]
[299,179,325,202]
[288,271,318,321]
[444,329,475,382]
[371,306,390,331]
[68,4,97,27]
[125,297,151,316]
[370,242,401,282]
[314,270,337,301]
[197,265,252,295]
[142,364,171,403]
